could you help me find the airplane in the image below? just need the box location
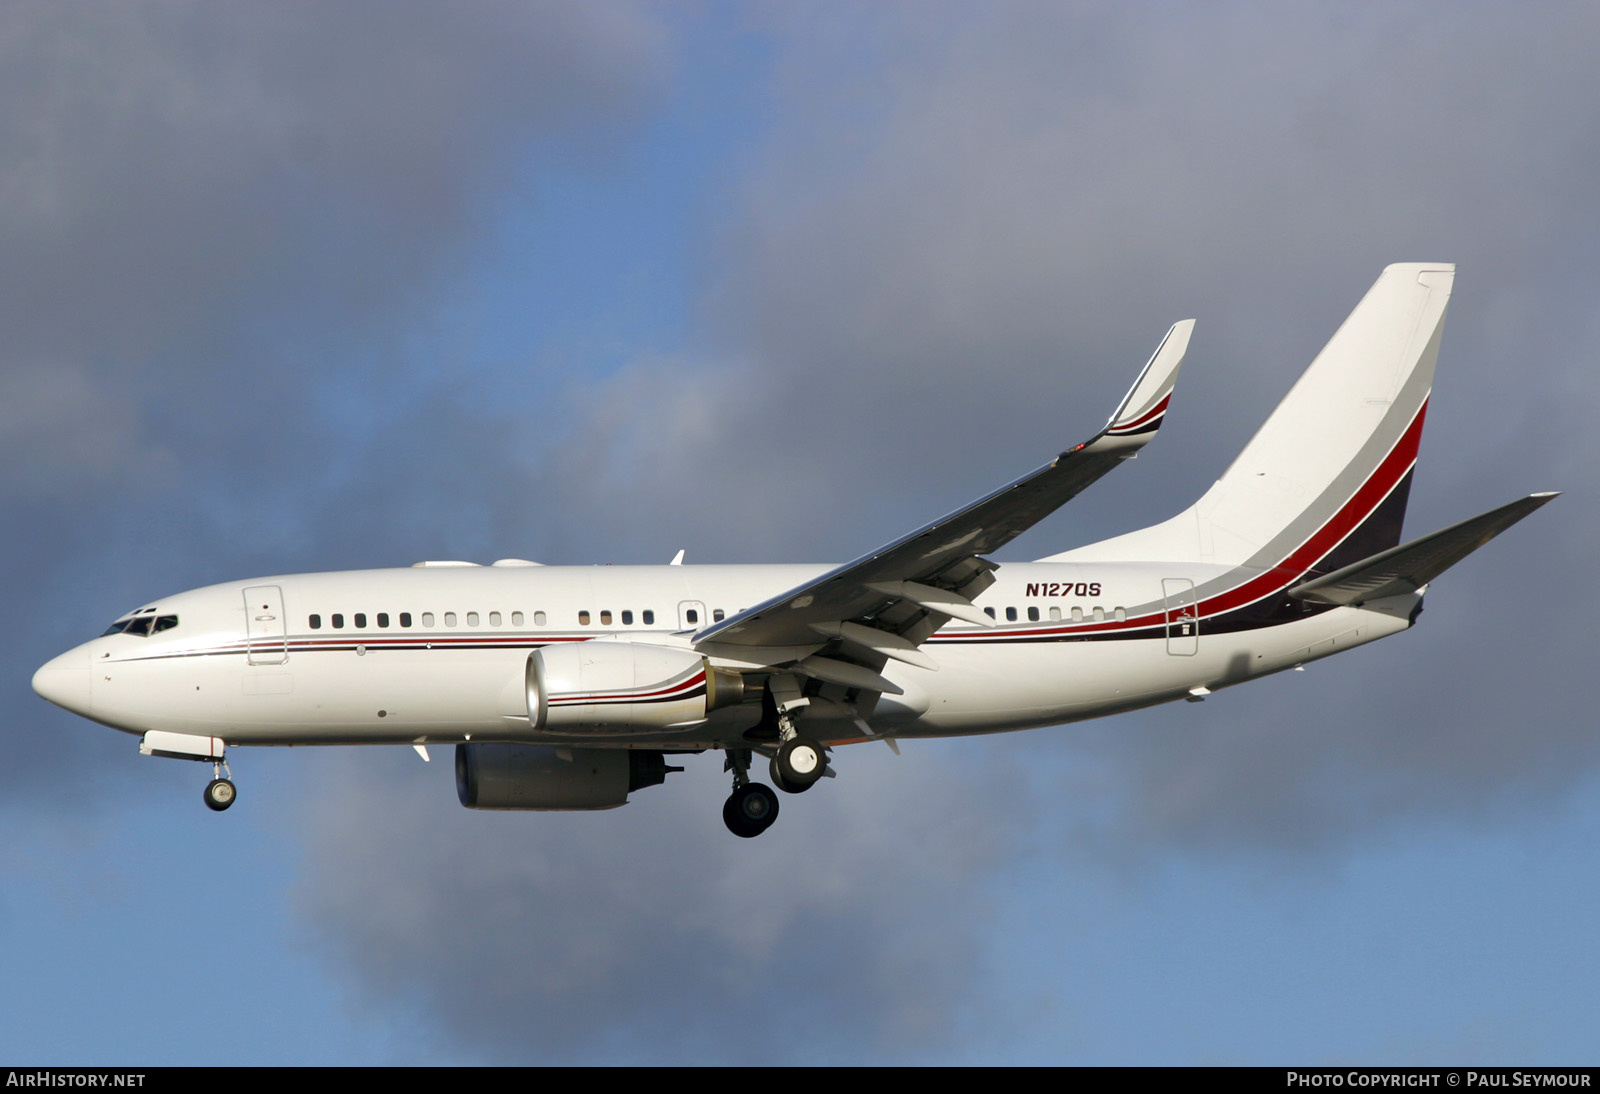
[32,263,1555,837]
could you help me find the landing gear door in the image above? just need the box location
[244,585,288,665]
[1162,578,1199,656]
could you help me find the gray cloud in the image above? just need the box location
[291,744,1016,1063]
[0,0,665,481]
[514,2,1598,860]
[293,6,1600,1054]
[3,2,670,800]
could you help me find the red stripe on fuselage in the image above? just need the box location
[930,396,1429,642]
[1185,396,1428,621]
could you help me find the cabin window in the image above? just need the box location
[642,609,654,625]
[1071,607,1083,623]
[400,612,412,628]
[489,611,501,626]
[332,614,345,629]
[984,607,996,619]
[685,608,699,625]
[621,610,633,625]
[354,613,367,628]
[1027,606,1040,622]
[377,613,390,628]
[444,612,457,627]
[1005,607,1017,622]
[579,610,591,625]
[309,614,322,630]
[529,611,541,626]
[600,610,612,625]
[422,612,435,627]
[713,608,725,622]
[467,611,479,626]
[1114,607,1126,622]
[1049,606,1062,621]
[1092,607,1105,622]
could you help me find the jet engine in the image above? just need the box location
[526,642,744,731]
[455,743,676,810]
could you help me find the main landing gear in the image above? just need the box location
[770,736,825,795]
[723,781,779,839]
[722,749,778,838]
[721,733,829,837]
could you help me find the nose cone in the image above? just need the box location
[33,646,92,716]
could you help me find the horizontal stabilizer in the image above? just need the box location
[1288,492,1557,606]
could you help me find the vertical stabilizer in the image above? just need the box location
[1046,263,1454,575]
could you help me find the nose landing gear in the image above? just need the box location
[138,732,237,813]
[203,777,236,811]
[203,759,236,812]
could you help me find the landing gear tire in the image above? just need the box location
[775,737,825,790]
[722,782,779,838]
[203,778,237,812]
[769,758,813,795]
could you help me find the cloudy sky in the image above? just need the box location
[3,1,1597,1065]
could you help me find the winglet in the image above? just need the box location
[1103,319,1193,440]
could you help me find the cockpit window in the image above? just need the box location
[101,614,178,637]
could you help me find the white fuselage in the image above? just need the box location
[29,265,1527,837]
[37,559,1416,752]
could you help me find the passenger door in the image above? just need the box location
[243,585,288,665]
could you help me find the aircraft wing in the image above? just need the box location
[693,321,1193,666]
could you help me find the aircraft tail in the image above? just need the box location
[1044,263,1454,579]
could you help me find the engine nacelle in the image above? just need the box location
[455,743,675,810]
[526,641,744,731]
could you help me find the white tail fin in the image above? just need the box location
[1045,263,1454,573]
